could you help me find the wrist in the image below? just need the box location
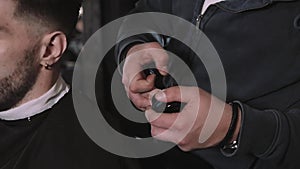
[218,102,241,149]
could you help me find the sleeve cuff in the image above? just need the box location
[221,101,286,158]
[115,34,171,75]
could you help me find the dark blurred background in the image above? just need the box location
[61,0,139,83]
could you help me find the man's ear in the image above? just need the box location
[40,31,67,69]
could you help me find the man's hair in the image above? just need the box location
[14,0,83,37]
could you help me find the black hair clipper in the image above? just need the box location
[144,68,186,113]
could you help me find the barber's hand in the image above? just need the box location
[145,86,241,151]
[122,42,169,111]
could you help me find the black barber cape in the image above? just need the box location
[0,93,135,169]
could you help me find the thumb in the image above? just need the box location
[155,86,197,103]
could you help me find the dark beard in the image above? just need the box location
[0,46,40,111]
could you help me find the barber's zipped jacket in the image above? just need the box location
[116,0,300,168]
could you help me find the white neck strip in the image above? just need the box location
[201,0,225,15]
[0,76,69,121]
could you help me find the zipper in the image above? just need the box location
[196,3,216,29]
[196,14,203,29]
[196,0,222,29]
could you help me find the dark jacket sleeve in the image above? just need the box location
[115,0,173,71]
[115,0,300,168]
[193,95,300,169]
[233,100,300,168]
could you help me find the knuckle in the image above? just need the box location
[133,98,148,109]
[178,137,191,149]
[133,99,143,107]
[178,139,193,152]
[178,145,192,152]
[178,139,188,147]
[121,77,128,85]
[129,83,138,92]
[157,52,168,61]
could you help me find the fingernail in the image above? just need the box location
[155,91,166,101]
[161,66,168,71]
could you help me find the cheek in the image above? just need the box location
[0,47,23,79]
